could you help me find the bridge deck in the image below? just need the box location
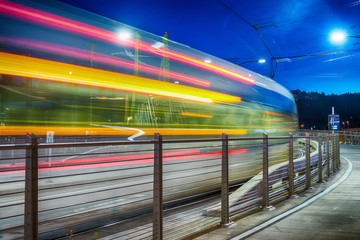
[195,145,360,240]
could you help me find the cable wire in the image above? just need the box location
[217,0,278,78]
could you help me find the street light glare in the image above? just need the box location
[118,30,131,40]
[330,30,347,44]
[258,59,266,63]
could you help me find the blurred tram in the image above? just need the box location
[0,0,300,237]
[0,0,298,141]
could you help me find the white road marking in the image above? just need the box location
[92,124,145,141]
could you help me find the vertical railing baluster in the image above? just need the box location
[318,134,323,183]
[305,133,311,190]
[288,132,294,197]
[153,133,163,240]
[331,134,337,173]
[25,133,38,240]
[326,135,330,177]
[221,133,230,226]
[262,133,269,209]
[337,134,340,169]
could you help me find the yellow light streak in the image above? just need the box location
[0,52,241,104]
[180,112,213,118]
[0,126,247,136]
[90,97,125,100]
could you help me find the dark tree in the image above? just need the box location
[291,90,360,130]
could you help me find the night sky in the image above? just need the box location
[59,0,360,95]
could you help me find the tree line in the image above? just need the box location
[291,89,360,130]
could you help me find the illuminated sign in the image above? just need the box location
[328,114,340,130]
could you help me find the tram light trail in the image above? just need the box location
[262,110,297,120]
[0,0,255,85]
[150,48,256,84]
[180,112,213,118]
[2,38,211,87]
[0,148,247,175]
[0,52,241,104]
[0,126,247,136]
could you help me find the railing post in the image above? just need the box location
[332,134,336,173]
[25,133,39,240]
[153,133,163,240]
[305,133,311,190]
[326,134,330,177]
[221,133,230,226]
[318,134,323,183]
[288,132,294,197]
[348,132,351,144]
[262,132,269,209]
[337,134,341,169]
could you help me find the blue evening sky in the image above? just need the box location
[59,0,360,94]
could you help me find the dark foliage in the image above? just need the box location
[291,89,360,130]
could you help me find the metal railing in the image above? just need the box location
[301,129,360,145]
[0,132,341,239]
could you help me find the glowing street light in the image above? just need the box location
[118,30,132,40]
[330,30,347,44]
[238,59,266,65]
[329,30,360,45]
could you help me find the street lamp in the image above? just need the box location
[237,59,266,66]
[329,30,360,45]
[118,30,132,40]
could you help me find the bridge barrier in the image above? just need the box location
[0,132,340,239]
[301,129,360,146]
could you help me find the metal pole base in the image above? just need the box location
[291,194,300,199]
[264,206,276,211]
[222,222,237,228]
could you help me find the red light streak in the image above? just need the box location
[0,0,123,46]
[2,38,210,87]
[0,149,200,172]
[149,48,255,85]
[0,148,246,175]
[0,0,254,85]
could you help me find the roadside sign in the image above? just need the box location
[328,114,340,130]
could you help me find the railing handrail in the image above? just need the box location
[0,131,342,239]
[0,134,313,150]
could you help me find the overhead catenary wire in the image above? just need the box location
[274,47,360,73]
[217,0,278,78]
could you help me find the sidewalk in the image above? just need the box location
[195,145,359,240]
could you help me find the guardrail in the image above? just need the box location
[0,132,340,239]
[301,129,360,145]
